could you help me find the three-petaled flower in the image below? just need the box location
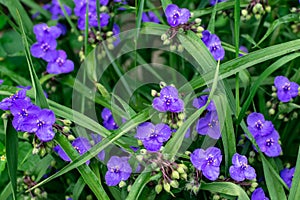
[251,187,269,200]
[196,111,221,139]
[202,30,225,61]
[105,156,132,186]
[229,153,256,181]
[247,112,274,138]
[135,122,172,152]
[47,50,74,74]
[165,4,190,27]
[190,147,222,181]
[280,167,295,188]
[101,108,119,130]
[274,76,299,103]
[152,85,184,113]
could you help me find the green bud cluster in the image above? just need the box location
[241,1,271,21]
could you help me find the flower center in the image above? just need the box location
[37,120,45,127]
[255,120,264,130]
[43,26,50,33]
[19,108,28,117]
[265,138,274,147]
[41,43,50,52]
[163,95,173,106]
[173,12,180,19]
[208,119,218,128]
[282,83,291,92]
[240,163,248,170]
[211,43,220,51]
[111,167,120,173]
[206,154,214,165]
[56,57,65,66]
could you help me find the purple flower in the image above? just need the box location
[246,112,274,138]
[105,156,132,186]
[43,0,72,20]
[101,108,119,130]
[91,134,105,161]
[192,91,215,111]
[47,50,74,74]
[10,99,40,132]
[274,76,299,102]
[202,30,225,61]
[135,122,171,152]
[0,80,3,85]
[142,11,160,23]
[16,86,32,90]
[21,109,56,142]
[100,0,109,6]
[152,85,184,113]
[190,147,222,181]
[54,137,92,164]
[229,153,256,181]
[165,4,190,27]
[30,38,57,62]
[239,46,248,57]
[54,145,71,162]
[56,23,67,36]
[0,89,30,111]
[33,23,61,41]
[280,167,295,188]
[251,188,269,200]
[196,111,221,139]
[210,0,227,6]
[256,129,282,157]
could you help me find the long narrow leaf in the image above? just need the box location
[288,146,300,200]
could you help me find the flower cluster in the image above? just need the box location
[202,30,225,61]
[105,156,132,186]
[165,4,190,27]
[0,89,56,142]
[30,23,74,74]
[190,147,222,181]
[280,167,295,188]
[274,76,299,103]
[229,153,256,181]
[43,0,72,20]
[247,112,282,157]
[74,0,110,30]
[135,122,172,152]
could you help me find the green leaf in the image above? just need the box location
[261,156,287,200]
[256,14,300,47]
[4,118,18,200]
[0,66,31,86]
[20,0,51,18]
[17,10,49,109]
[237,53,300,124]
[136,0,145,40]
[207,2,217,33]
[126,169,161,200]
[0,182,12,200]
[73,177,86,200]
[288,146,300,200]
[200,181,249,200]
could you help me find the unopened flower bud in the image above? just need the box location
[68,134,75,141]
[241,9,248,16]
[272,86,277,92]
[213,194,220,200]
[255,14,261,20]
[268,108,275,115]
[108,44,114,50]
[170,45,176,51]
[137,140,143,146]
[163,181,171,193]
[177,121,183,127]
[63,126,70,133]
[249,187,256,192]
[278,114,284,119]
[32,148,39,154]
[197,26,204,33]
[266,101,272,107]
[251,182,258,188]
[185,151,191,156]
[170,180,179,188]
[161,33,168,41]
[23,132,29,139]
[63,119,72,126]
[180,173,187,180]
[195,18,202,24]
[140,149,147,154]
[106,31,113,37]
[265,6,271,12]
[171,171,180,179]
[78,35,84,42]
[271,92,277,97]
[177,45,184,52]
[163,39,171,45]
[151,89,157,97]
[136,155,143,162]
[292,112,298,119]
[177,166,185,174]
[151,162,158,169]
[155,184,162,194]
[284,117,289,122]
[119,180,126,188]
[34,188,41,196]
[178,113,185,120]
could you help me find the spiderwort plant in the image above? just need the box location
[274,76,299,103]
[165,4,191,27]
[105,156,132,186]
[229,153,256,181]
